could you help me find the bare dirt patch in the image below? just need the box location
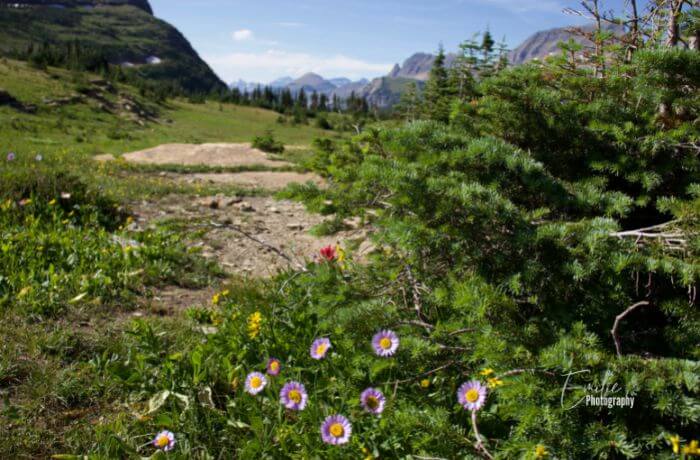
[133,195,371,278]
[122,143,293,168]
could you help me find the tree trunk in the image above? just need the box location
[626,0,641,61]
[666,0,683,47]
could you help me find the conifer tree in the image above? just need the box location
[422,46,454,122]
[395,81,421,121]
[319,93,329,111]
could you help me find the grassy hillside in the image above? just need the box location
[0,58,339,457]
[0,59,335,158]
[0,1,223,93]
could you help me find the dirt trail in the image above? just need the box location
[122,142,293,168]
[133,195,369,278]
[109,142,370,311]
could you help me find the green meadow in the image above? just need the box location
[0,59,335,160]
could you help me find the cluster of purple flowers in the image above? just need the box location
[235,330,400,447]
[150,322,490,452]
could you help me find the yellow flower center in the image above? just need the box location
[316,344,328,355]
[466,388,480,403]
[379,337,392,349]
[420,379,430,388]
[155,435,169,448]
[329,423,345,437]
[250,376,263,389]
[366,396,379,409]
[270,361,279,372]
[288,390,302,403]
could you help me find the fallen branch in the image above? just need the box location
[496,368,557,379]
[398,320,435,330]
[405,265,434,335]
[208,220,307,272]
[383,361,456,386]
[611,300,651,358]
[611,220,691,251]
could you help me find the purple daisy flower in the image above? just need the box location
[152,430,175,452]
[280,381,308,411]
[6,152,15,161]
[244,372,267,395]
[267,358,282,376]
[310,337,331,360]
[360,387,386,415]
[321,414,352,445]
[457,380,487,411]
[372,330,399,357]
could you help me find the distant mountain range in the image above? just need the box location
[233,22,622,108]
[509,23,623,65]
[230,73,370,100]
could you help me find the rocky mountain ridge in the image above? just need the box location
[0,0,225,94]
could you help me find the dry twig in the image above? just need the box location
[611,300,651,357]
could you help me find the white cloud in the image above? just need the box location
[204,49,392,83]
[232,29,254,41]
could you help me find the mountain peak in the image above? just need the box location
[295,72,326,85]
[389,64,401,78]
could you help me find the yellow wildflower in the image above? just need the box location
[247,311,262,339]
[535,444,548,459]
[212,289,230,305]
[336,245,346,263]
[683,440,700,456]
[420,379,430,388]
[670,435,681,454]
[480,368,495,377]
[487,377,504,389]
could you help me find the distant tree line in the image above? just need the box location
[213,85,372,126]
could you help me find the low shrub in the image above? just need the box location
[252,130,285,154]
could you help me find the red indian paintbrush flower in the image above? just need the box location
[319,245,337,262]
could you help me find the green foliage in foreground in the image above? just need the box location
[0,157,220,316]
[76,49,699,459]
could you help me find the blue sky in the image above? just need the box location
[149,0,641,84]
